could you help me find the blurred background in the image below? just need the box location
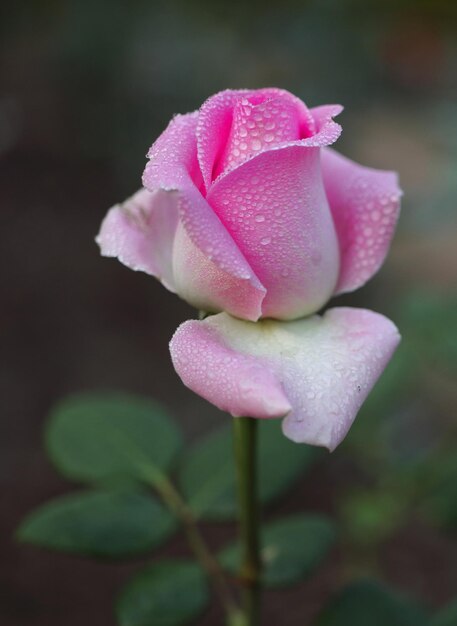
[1,1,456,624]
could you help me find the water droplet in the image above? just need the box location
[255,214,265,222]
[251,139,262,151]
[260,236,271,245]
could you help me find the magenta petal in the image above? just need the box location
[215,92,309,178]
[321,148,402,294]
[170,308,400,450]
[196,90,242,192]
[197,88,317,189]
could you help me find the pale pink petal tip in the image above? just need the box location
[305,104,344,147]
[169,308,400,451]
[96,188,178,291]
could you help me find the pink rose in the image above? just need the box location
[97,88,401,449]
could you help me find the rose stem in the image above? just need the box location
[147,469,240,622]
[233,417,262,626]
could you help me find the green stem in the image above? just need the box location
[151,472,239,622]
[233,417,262,626]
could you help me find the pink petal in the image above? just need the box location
[208,144,340,319]
[170,308,400,451]
[96,188,179,291]
[140,112,265,320]
[321,147,402,294]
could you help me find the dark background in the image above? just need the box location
[1,1,457,625]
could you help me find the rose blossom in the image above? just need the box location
[97,88,401,449]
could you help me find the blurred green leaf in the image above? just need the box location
[46,392,182,485]
[117,560,209,626]
[316,579,428,626]
[421,451,457,530]
[178,421,318,520]
[17,489,175,558]
[340,490,406,545]
[220,515,335,587]
[431,598,457,626]
[399,292,457,371]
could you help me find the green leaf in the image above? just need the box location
[316,580,428,626]
[340,490,406,545]
[46,392,182,485]
[399,292,457,371]
[17,489,175,558]
[220,515,336,587]
[179,421,318,520]
[117,560,209,626]
[432,598,457,626]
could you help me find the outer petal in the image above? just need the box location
[208,144,341,319]
[170,308,400,451]
[321,147,402,294]
[96,188,179,291]
[170,314,292,419]
[139,112,265,320]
